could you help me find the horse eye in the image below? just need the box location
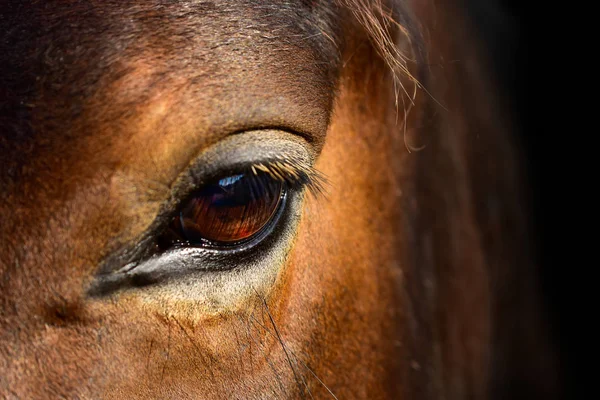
[158,172,284,249]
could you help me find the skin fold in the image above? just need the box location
[0,1,558,399]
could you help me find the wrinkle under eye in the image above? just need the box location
[158,172,284,248]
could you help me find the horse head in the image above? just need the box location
[0,1,558,398]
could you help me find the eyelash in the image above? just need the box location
[248,161,327,197]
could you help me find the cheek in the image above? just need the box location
[70,297,305,397]
[274,76,406,395]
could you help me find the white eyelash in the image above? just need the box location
[251,160,328,197]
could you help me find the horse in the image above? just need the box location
[0,0,559,398]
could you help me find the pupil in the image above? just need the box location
[165,172,283,245]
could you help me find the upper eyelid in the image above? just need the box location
[166,130,320,221]
[95,129,320,276]
[182,130,317,185]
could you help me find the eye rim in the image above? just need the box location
[87,186,303,299]
[160,177,289,252]
[87,130,327,303]
[92,130,322,282]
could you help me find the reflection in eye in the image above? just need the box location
[159,172,284,248]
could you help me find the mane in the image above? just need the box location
[336,0,425,115]
[338,1,561,399]
[336,0,422,85]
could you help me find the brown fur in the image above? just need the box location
[0,1,558,399]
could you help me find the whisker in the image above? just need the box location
[172,317,216,380]
[231,317,248,376]
[160,316,172,384]
[238,313,289,396]
[293,357,339,400]
[248,313,339,400]
[145,338,155,378]
[257,294,312,400]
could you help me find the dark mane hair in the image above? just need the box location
[339,0,560,398]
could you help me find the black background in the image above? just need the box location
[474,1,570,396]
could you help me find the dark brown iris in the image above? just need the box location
[160,172,283,247]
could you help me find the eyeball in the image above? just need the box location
[158,172,284,248]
